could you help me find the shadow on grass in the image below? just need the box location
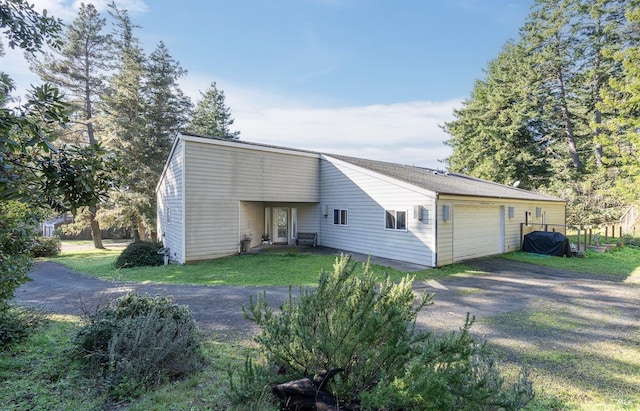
[480,302,640,410]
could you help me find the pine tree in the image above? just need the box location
[132,41,191,239]
[189,82,240,139]
[444,41,551,190]
[599,2,640,203]
[99,4,149,240]
[28,3,112,248]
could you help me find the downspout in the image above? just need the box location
[433,194,439,267]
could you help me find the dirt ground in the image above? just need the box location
[13,256,639,346]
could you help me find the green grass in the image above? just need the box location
[0,315,264,410]
[483,307,640,411]
[48,245,474,286]
[26,239,640,410]
[503,246,640,283]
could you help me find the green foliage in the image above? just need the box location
[72,293,203,399]
[0,201,42,310]
[30,235,61,257]
[38,143,122,213]
[444,0,639,222]
[360,315,534,410]
[114,241,163,268]
[0,0,63,53]
[0,306,49,349]
[188,81,240,139]
[242,254,531,409]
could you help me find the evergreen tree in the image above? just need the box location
[444,0,635,225]
[99,3,149,240]
[28,3,112,248]
[132,41,191,239]
[444,41,551,190]
[189,82,240,139]
[599,2,640,203]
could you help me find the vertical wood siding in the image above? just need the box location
[320,157,436,267]
[156,139,185,263]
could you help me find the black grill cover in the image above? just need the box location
[522,231,570,257]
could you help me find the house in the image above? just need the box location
[156,133,566,267]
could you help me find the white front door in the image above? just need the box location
[274,208,289,244]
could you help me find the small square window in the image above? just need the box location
[333,209,348,225]
[385,210,407,231]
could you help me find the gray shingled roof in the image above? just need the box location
[325,154,564,202]
[181,132,563,202]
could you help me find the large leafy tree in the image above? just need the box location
[28,2,113,248]
[188,82,240,139]
[1,0,119,309]
[599,2,640,203]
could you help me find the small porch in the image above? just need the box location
[239,201,320,250]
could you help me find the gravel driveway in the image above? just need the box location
[13,257,639,345]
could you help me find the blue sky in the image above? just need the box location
[6,0,531,168]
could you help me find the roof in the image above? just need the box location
[326,154,564,202]
[178,132,564,203]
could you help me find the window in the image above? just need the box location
[385,210,407,230]
[333,209,348,225]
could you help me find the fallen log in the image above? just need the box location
[272,368,344,411]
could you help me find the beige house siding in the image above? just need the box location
[239,201,264,250]
[181,136,320,261]
[436,196,566,266]
[156,138,185,263]
[158,134,565,266]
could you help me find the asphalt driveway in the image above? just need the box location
[12,257,639,344]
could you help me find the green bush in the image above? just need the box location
[114,241,163,269]
[31,236,61,257]
[240,254,534,409]
[360,315,533,410]
[73,293,203,399]
[0,201,41,311]
[0,306,49,349]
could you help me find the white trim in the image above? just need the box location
[180,141,186,263]
[156,133,183,194]
[182,133,321,159]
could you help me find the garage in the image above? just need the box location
[453,205,503,262]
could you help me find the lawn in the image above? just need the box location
[504,246,640,283]
[49,244,473,286]
[4,240,638,410]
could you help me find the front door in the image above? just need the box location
[274,208,289,244]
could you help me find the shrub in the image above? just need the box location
[31,236,61,257]
[241,254,534,409]
[114,241,163,268]
[360,315,534,410]
[0,201,41,311]
[73,293,203,398]
[0,306,49,349]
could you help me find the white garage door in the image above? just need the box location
[453,205,503,262]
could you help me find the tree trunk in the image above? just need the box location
[556,66,581,169]
[136,216,147,241]
[90,207,104,249]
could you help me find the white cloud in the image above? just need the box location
[30,0,148,21]
[181,72,460,169]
